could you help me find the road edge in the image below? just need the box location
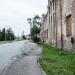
[38,62,46,75]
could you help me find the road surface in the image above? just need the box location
[0,41,28,74]
[0,41,44,75]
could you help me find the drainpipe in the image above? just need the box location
[60,0,63,50]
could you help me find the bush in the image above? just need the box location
[32,35,40,43]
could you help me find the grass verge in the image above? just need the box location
[39,44,75,75]
[0,41,13,44]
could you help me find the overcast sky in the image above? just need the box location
[0,0,48,36]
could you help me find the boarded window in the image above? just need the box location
[66,15,72,37]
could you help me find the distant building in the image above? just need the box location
[40,0,75,51]
[26,34,31,40]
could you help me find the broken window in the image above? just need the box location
[66,15,72,37]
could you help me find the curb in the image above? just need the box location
[38,62,46,75]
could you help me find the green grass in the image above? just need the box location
[39,44,75,75]
[0,41,12,44]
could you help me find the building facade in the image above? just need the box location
[40,0,75,51]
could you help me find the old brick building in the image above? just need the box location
[40,0,75,51]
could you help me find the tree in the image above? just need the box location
[22,31,26,40]
[31,25,40,42]
[27,14,46,42]
[33,15,41,28]
[6,28,15,41]
[0,30,2,41]
[33,14,46,27]
[0,27,15,41]
[41,14,46,25]
[1,28,6,41]
[31,25,40,37]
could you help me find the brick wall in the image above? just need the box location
[40,0,75,51]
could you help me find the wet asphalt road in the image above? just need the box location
[1,41,44,75]
[0,41,26,73]
[0,41,44,75]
